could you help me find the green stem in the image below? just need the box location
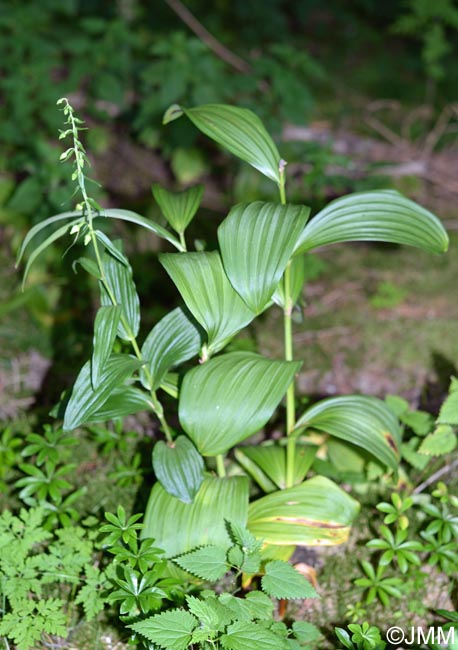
[179,231,187,252]
[279,163,296,488]
[216,454,226,478]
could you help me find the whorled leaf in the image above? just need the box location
[152,435,205,504]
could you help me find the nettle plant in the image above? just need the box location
[18,99,449,559]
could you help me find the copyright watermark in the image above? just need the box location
[386,626,457,646]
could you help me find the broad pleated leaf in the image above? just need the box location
[98,208,184,251]
[140,307,202,390]
[63,355,141,430]
[152,183,204,234]
[174,545,228,581]
[152,435,205,503]
[272,254,307,308]
[295,395,401,471]
[99,242,140,341]
[166,104,282,184]
[90,386,154,421]
[142,476,249,558]
[94,230,129,265]
[160,252,255,354]
[261,561,318,599]
[247,476,360,546]
[129,610,197,649]
[294,190,449,255]
[218,202,310,313]
[235,443,317,490]
[179,352,301,456]
[91,305,121,389]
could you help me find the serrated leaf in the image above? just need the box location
[63,355,141,430]
[141,307,202,390]
[401,438,431,470]
[160,252,255,354]
[218,202,310,313]
[418,425,456,456]
[292,621,322,643]
[296,395,401,471]
[89,386,153,421]
[153,183,203,234]
[174,545,228,580]
[437,390,458,424]
[153,435,204,503]
[99,242,140,341]
[143,476,249,558]
[129,609,197,650]
[262,561,318,599]
[98,208,184,251]
[186,594,230,631]
[179,352,301,456]
[92,305,121,388]
[175,104,282,184]
[221,621,286,650]
[248,475,360,546]
[294,190,449,255]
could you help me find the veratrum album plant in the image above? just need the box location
[18,98,449,558]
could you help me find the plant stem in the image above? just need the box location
[279,164,297,488]
[216,454,226,478]
[179,231,187,251]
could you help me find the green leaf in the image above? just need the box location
[174,545,228,580]
[173,104,283,184]
[292,621,322,644]
[418,425,456,456]
[437,390,458,424]
[16,210,83,267]
[63,355,141,430]
[272,254,307,308]
[89,386,153,421]
[22,221,76,287]
[218,202,310,313]
[294,190,449,255]
[94,230,129,265]
[99,242,140,341]
[221,621,286,650]
[247,476,360,546]
[143,476,249,558]
[91,305,121,388]
[235,444,316,490]
[98,208,184,251]
[262,561,318,599]
[129,609,197,650]
[141,307,202,390]
[160,252,255,354]
[179,352,301,456]
[295,395,401,472]
[152,183,204,234]
[153,435,205,503]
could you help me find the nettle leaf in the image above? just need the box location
[91,305,121,388]
[129,609,198,650]
[261,561,318,599]
[153,183,204,234]
[169,103,282,184]
[141,307,202,391]
[100,242,140,341]
[63,355,141,430]
[247,475,360,546]
[295,395,401,472]
[143,476,249,558]
[221,621,286,650]
[186,594,230,631]
[174,545,228,581]
[90,386,153,421]
[218,202,310,313]
[295,190,449,255]
[179,352,301,456]
[272,254,307,308]
[437,390,458,425]
[160,252,255,354]
[418,425,457,456]
[153,435,205,503]
[98,208,184,251]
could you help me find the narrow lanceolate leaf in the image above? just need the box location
[99,242,140,341]
[294,190,449,255]
[218,202,310,313]
[261,561,318,599]
[22,221,77,287]
[247,476,360,546]
[90,386,154,421]
[160,252,255,354]
[295,395,401,471]
[235,443,316,490]
[152,183,204,234]
[92,305,121,388]
[142,476,249,558]
[174,545,228,581]
[153,435,205,503]
[16,210,83,267]
[140,307,202,391]
[179,352,301,456]
[98,208,184,251]
[63,355,141,430]
[272,254,307,308]
[169,104,282,184]
[221,621,286,650]
[129,609,198,650]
